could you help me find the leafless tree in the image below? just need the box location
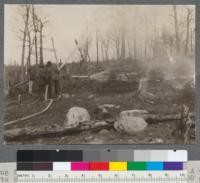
[110,29,121,60]
[39,19,44,65]
[20,4,31,82]
[26,25,34,68]
[101,36,110,62]
[96,30,99,64]
[173,5,181,52]
[184,8,193,55]
[32,5,39,65]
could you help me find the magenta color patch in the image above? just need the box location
[71,162,89,171]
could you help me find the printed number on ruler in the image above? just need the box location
[16,171,187,183]
[187,161,200,183]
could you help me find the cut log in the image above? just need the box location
[4,120,114,142]
[4,112,195,142]
[145,112,195,124]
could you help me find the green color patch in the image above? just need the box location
[127,162,147,170]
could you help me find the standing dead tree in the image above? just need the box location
[51,37,59,67]
[75,31,92,65]
[184,8,193,56]
[39,19,44,65]
[110,30,121,61]
[101,36,110,62]
[32,5,39,66]
[96,30,99,64]
[173,5,181,53]
[20,5,31,82]
[120,25,126,61]
[26,25,34,68]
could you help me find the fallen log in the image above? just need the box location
[4,120,114,142]
[145,112,195,124]
[4,111,195,142]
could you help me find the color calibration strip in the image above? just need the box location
[17,161,185,171]
[17,150,187,162]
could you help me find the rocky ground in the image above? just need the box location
[4,89,195,144]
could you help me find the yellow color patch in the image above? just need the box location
[109,162,127,171]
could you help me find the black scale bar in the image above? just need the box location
[17,150,83,162]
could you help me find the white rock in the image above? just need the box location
[65,107,90,128]
[115,116,147,134]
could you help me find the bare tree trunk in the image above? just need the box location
[34,33,38,65]
[121,29,126,61]
[105,49,109,62]
[173,5,180,52]
[120,8,126,61]
[32,5,38,65]
[27,27,32,68]
[185,9,191,55]
[115,39,120,60]
[39,20,44,65]
[127,39,132,59]
[101,38,110,62]
[51,37,58,66]
[190,28,193,54]
[20,5,30,82]
[185,8,193,56]
[101,43,105,62]
[96,30,99,64]
[133,37,137,60]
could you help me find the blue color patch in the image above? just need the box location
[147,162,164,170]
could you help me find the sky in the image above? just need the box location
[4,5,195,65]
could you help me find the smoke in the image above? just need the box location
[140,54,195,90]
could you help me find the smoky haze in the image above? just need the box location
[4,4,196,145]
[4,5,194,62]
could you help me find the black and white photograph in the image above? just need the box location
[4,4,196,144]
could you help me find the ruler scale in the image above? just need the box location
[2,162,200,183]
[16,171,187,183]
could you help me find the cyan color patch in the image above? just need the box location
[147,162,164,170]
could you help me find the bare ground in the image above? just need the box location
[4,90,195,144]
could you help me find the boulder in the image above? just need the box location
[65,107,90,128]
[120,110,149,120]
[114,116,147,134]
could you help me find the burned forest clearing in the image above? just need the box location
[4,59,195,144]
[4,5,196,144]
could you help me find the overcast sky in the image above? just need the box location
[4,5,195,65]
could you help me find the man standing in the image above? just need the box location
[45,61,52,98]
[37,64,46,100]
[27,66,35,95]
[45,61,60,98]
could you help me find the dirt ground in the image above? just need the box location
[4,89,195,144]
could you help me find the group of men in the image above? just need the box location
[28,61,60,100]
